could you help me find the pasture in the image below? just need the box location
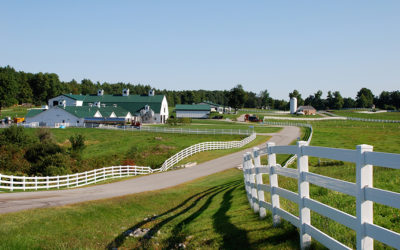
[330,110,400,120]
[261,120,400,249]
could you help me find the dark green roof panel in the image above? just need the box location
[25,109,45,118]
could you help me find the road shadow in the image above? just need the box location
[107,180,240,249]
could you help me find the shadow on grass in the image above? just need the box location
[212,185,252,249]
[107,180,241,249]
[164,184,242,248]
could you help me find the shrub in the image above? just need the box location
[69,134,86,158]
[0,125,35,147]
[37,128,55,143]
[0,145,30,174]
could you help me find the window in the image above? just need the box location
[77,120,79,123]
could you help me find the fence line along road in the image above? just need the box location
[243,141,400,249]
[0,133,256,191]
[263,115,400,123]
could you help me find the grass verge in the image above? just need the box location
[0,169,300,249]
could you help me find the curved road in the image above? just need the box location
[0,126,300,214]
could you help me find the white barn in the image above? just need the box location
[175,104,211,119]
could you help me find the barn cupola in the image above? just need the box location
[148,89,155,96]
[122,88,130,96]
[97,89,104,96]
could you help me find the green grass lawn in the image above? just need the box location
[261,120,400,249]
[331,110,400,120]
[0,106,34,119]
[22,128,246,170]
[0,169,301,249]
[154,120,282,134]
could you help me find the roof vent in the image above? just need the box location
[101,104,106,108]
[148,89,155,96]
[123,88,130,96]
[94,101,101,108]
[98,89,104,96]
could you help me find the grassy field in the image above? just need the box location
[331,110,400,120]
[261,120,400,249]
[0,106,33,119]
[154,120,282,133]
[21,128,246,170]
[0,169,302,249]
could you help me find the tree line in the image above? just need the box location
[0,65,399,111]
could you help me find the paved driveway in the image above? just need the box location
[0,126,300,214]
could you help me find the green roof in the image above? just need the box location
[63,107,100,118]
[199,101,222,107]
[175,104,211,111]
[25,109,45,118]
[62,106,131,118]
[60,94,164,114]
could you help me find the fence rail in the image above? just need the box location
[243,142,400,249]
[100,125,253,135]
[0,133,256,191]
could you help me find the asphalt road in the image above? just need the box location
[0,126,300,214]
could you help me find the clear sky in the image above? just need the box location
[1,1,399,99]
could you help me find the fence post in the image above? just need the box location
[11,175,13,191]
[356,144,374,250]
[46,176,49,190]
[67,174,69,188]
[267,142,281,225]
[23,176,26,191]
[94,169,97,183]
[57,175,59,189]
[243,153,251,205]
[297,141,311,249]
[0,174,2,189]
[85,171,87,184]
[253,147,266,218]
[249,151,259,213]
[35,176,37,190]
[120,166,122,177]
[103,167,106,180]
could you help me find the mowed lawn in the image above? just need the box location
[262,120,400,249]
[0,169,300,250]
[152,120,282,134]
[331,110,400,120]
[22,128,246,169]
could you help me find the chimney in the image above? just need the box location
[98,89,104,96]
[122,88,130,96]
[148,89,155,96]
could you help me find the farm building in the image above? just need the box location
[296,106,316,115]
[47,89,168,124]
[198,101,232,114]
[25,106,133,127]
[175,104,211,119]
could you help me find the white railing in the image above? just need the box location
[161,133,256,171]
[0,133,256,191]
[243,142,400,249]
[0,166,152,191]
[263,115,400,123]
[99,124,253,135]
[262,121,313,167]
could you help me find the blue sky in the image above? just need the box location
[1,1,399,99]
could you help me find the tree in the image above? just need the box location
[356,88,374,108]
[259,89,273,109]
[332,91,344,110]
[228,84,247,111]
[0,69,18,113]
[289,90,304,106]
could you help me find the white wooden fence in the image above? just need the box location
[0,133,256,191]
[161,133,256,171]
[243,141,400,249]
[0,166,152,191]
[100,124,253,135]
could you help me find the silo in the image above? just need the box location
[290,97,297,114]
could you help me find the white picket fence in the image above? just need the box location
[0,133,256,191]
[243,141,400,249]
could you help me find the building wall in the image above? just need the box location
[159,96,169,123]
[176,110,210,119]
[25,107,85,127]
[48,96,83,108]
